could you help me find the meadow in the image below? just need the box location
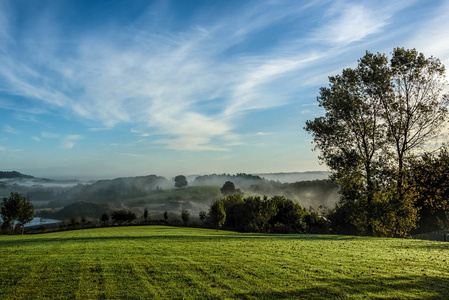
[0,226,448,299]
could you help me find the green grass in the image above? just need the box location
[1,226,448,299]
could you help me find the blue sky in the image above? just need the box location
[1,0,448,179]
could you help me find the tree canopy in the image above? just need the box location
[305,48,448,236]
[111,210,136,224]
[208,199,226,230]
[1,192,34,234]
[174,175,188,189]
[220,181,236,196]
[181,210,190,226]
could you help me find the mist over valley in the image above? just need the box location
[0,170,336,225]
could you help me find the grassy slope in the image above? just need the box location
[1,227,448,299]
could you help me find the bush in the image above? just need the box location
[181,210,190,226]
[207,195,322,234]
[111,210,137,224]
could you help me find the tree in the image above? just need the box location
[181,210,190,226]
[163,211,168,223]
[409,149,449,233]
[382,48,448,207]
[305,48,448,236]
[220,181,236,196]
[305,51,389,235]
[143,208,149,221]
[269,196,307,233]
[208,200,226,230]
[1,192,34,235]
[16,195,34,235]
[100,212,110,225]
[199,211,207,224]
[111,210,136,225]
[174,175,188,189]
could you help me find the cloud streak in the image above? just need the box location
[60,135,82,150]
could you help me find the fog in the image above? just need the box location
[1,171,339,222]
[0,178,89,188]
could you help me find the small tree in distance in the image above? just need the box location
[143,208,149,221]
[220,181,236,196]
[111,210,136,225]
[17,195,34,235]
[181,210,190,226]
[199,211,207,224]
[208,200,226,230]
[1,192,34,235]
[101,212,109,225]
[174,175,188,189]
[164,211,168,223]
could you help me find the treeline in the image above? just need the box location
[193,174,339,208]
[207,195,328,234]
[0,171,34,179]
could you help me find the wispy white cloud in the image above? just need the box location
[60,135,82,149]
[41,132,60,139]
[226,53,324,116]
[256,132,270,136]
[3,125,19,134]
[88,127,111,132]
[154,136,229,151]
[39,132,82,149]
[0,1,328,152]
[0,145,21,152]
[310,1,414,46]
[116,152,146,158]
[312,4,388,45]
[0,0,427,154]
[407,1,449,67]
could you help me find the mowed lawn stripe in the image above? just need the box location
[1,226,448,299]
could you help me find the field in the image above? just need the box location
[1,226,448,299]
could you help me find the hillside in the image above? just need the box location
[0,171,34,179]
[257,171,331,183]
[1,226,448,299]
[38,201,116,220]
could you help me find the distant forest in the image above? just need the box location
[0,171,34,179]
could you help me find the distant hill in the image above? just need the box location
[256,171,331,183]
[38,201,116,220]
[192,173,264,188]
[0,171,34,179]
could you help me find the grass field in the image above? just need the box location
[1,226,448,299]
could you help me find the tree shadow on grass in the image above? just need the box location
[0,231,361,246]
[232,274,449,299]
[392,242,449,251]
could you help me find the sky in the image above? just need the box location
[0,0,448,179]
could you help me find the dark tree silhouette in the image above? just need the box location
[1,192,34,235]
[305,48,448,236]
[220,181,236,196]
[181,210,190,226]
[174,175,188,188]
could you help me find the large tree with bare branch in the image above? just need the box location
[305,48,448,236]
